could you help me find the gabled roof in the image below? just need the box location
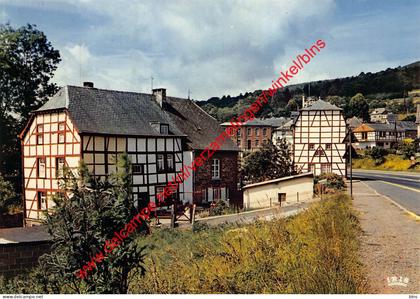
[397,121,417,130]
[165,97,238,151]
[300,99,342,111]
[371,108,387,115]
[221,117,288,128]
[33,86,239,151]
[36,86,185,136]
[353,123,404,132]
[346,116,363,128]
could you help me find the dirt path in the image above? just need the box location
[352,180,419,294]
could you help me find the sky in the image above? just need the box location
[1,0,419,100]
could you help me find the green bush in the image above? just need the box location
[209,200,231,216]
[315,173,345,191]
[365,147,387,165]
[0,174,18,214]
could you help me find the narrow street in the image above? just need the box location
[352,180,419,294]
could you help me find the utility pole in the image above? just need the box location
[188,89,191,100]
[151,76,154,92]
[348,127,353,198]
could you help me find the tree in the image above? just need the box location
[398,139,417,160]
[0,23,60,178]
[35,155,148,294]
[241,139,294,184]
[348,93,370,121]
[286,99,298,112]
[0,173,17,214]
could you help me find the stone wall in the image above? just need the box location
[0,241,51,277]
[193,151,241,206]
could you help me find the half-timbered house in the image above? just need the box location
[292,99,347,176]
[20,83,239,226]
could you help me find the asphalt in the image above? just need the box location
[352,169,420,215]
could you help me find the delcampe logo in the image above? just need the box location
[387,276,409,287]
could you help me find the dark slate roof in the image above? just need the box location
[397,121,417,130]
[165,97,239,151]
[367,123,405,132]
[35,86,238,151]
[301,99,342,111]
[36,86,185,136]
[221,117,288,127]
[346,116,363,128]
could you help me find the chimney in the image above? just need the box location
[152,88,166,108]
[302,95,305,108]
[83,81,94,88]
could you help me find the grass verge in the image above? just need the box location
[353,154,420,172]
[130,193,369,294]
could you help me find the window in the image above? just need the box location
[237,139,241,146]
[247,128,251,136]
[58,122,65,131]
[132,164,144,174]
[278,193,286,203]
[213,188,221,200]
[37,158,46,178]
[361,132,368,139]
[166,153,174,171]
[247,140,252,150]
[309,143,315,150]
[263,128,267,136]
[255,139,259,147]
[58,133,65,143]
[237,128,241,136]
[160,124,169,135]
[36,124,44,145]
[308,164,315,173]
[56,157,65,177]
[211,159,220,179]
[255,128,260,136]
[157,154,165,172]
[315,148,323,156]
[325,143,332,150]
[321,163,332,174]
[37,191,46,210]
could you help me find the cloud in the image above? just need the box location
[52,0,334,98]
[3,0,417,99]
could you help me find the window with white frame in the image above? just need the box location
[166,153,174,171]
[211,159,220,179]
[36,124,44,145]
[255,128,260,136]
[157,154,165,172]
[160,124,169,135]
[56,157,65,177]
[37,191,46,210]
[37,158,46,178]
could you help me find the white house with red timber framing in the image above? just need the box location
[292,99,347,177]
[20,83,239,226]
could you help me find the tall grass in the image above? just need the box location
[353,154,419,172]
[130,193,368,294]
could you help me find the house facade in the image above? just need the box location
[220,117,287,152]
[370,108,389,123]
[20,83,239,226]
[352,123,404,149]
[292,99,347,176]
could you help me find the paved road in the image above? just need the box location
[352,169,420,215]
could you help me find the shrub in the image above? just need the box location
[398,139,417,159]
[315,173,345,193]
[209,200,231,216]
[365,147,387,165]
[0,174,18,214]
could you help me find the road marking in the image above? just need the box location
[359,181,420,221]
[353,170,420,178]
[354,173,420,183]
[378,180,420,193]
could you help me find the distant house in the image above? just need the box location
[220,117,287,152]
[20,83,240,226]
[396,121,417,139]
[292,99,347,177]
[352,123,404,149]
[408,89,420,138]
[242,173,313,209]
[272,119,294,146]
[370,108,389,123]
